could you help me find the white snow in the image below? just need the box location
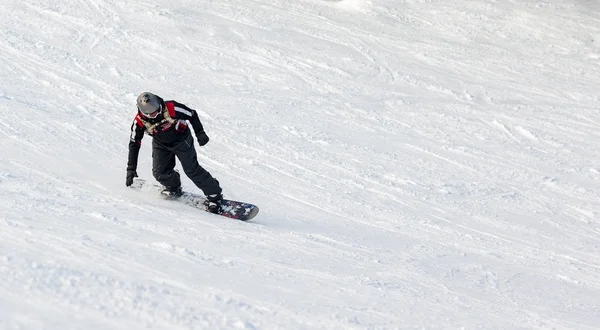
[1,0,600,329]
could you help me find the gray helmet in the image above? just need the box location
[136,92,162,116]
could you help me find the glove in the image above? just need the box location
[126,170,138,187]
[196,131,209,146]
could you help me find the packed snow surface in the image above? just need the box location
[1,0,600,329]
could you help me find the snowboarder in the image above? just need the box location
[125,92,223,213]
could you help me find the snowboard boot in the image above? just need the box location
[204,193,223,214]
[161,186,183,199]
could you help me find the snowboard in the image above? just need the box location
[129,179,259,221]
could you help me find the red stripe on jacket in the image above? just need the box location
[165,101,176,117]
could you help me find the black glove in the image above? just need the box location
[196,131,209,146]
[126,170,138,187]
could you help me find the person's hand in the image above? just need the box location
[126,170,138,187]
[196,131,209,146]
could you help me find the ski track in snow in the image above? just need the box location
[1,0,600,329]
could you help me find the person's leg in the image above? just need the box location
[152,140,181,190]
[173,134,222,196]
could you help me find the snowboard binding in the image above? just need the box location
[160,186,183,199]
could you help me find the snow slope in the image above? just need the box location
[1,0,600,329]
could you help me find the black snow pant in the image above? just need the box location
[152,133,222,197]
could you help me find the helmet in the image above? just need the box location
[136,92,162,118]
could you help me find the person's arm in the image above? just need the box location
[172,101,209,146]
[126,119,145,186]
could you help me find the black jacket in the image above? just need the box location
[127,97,206,171]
